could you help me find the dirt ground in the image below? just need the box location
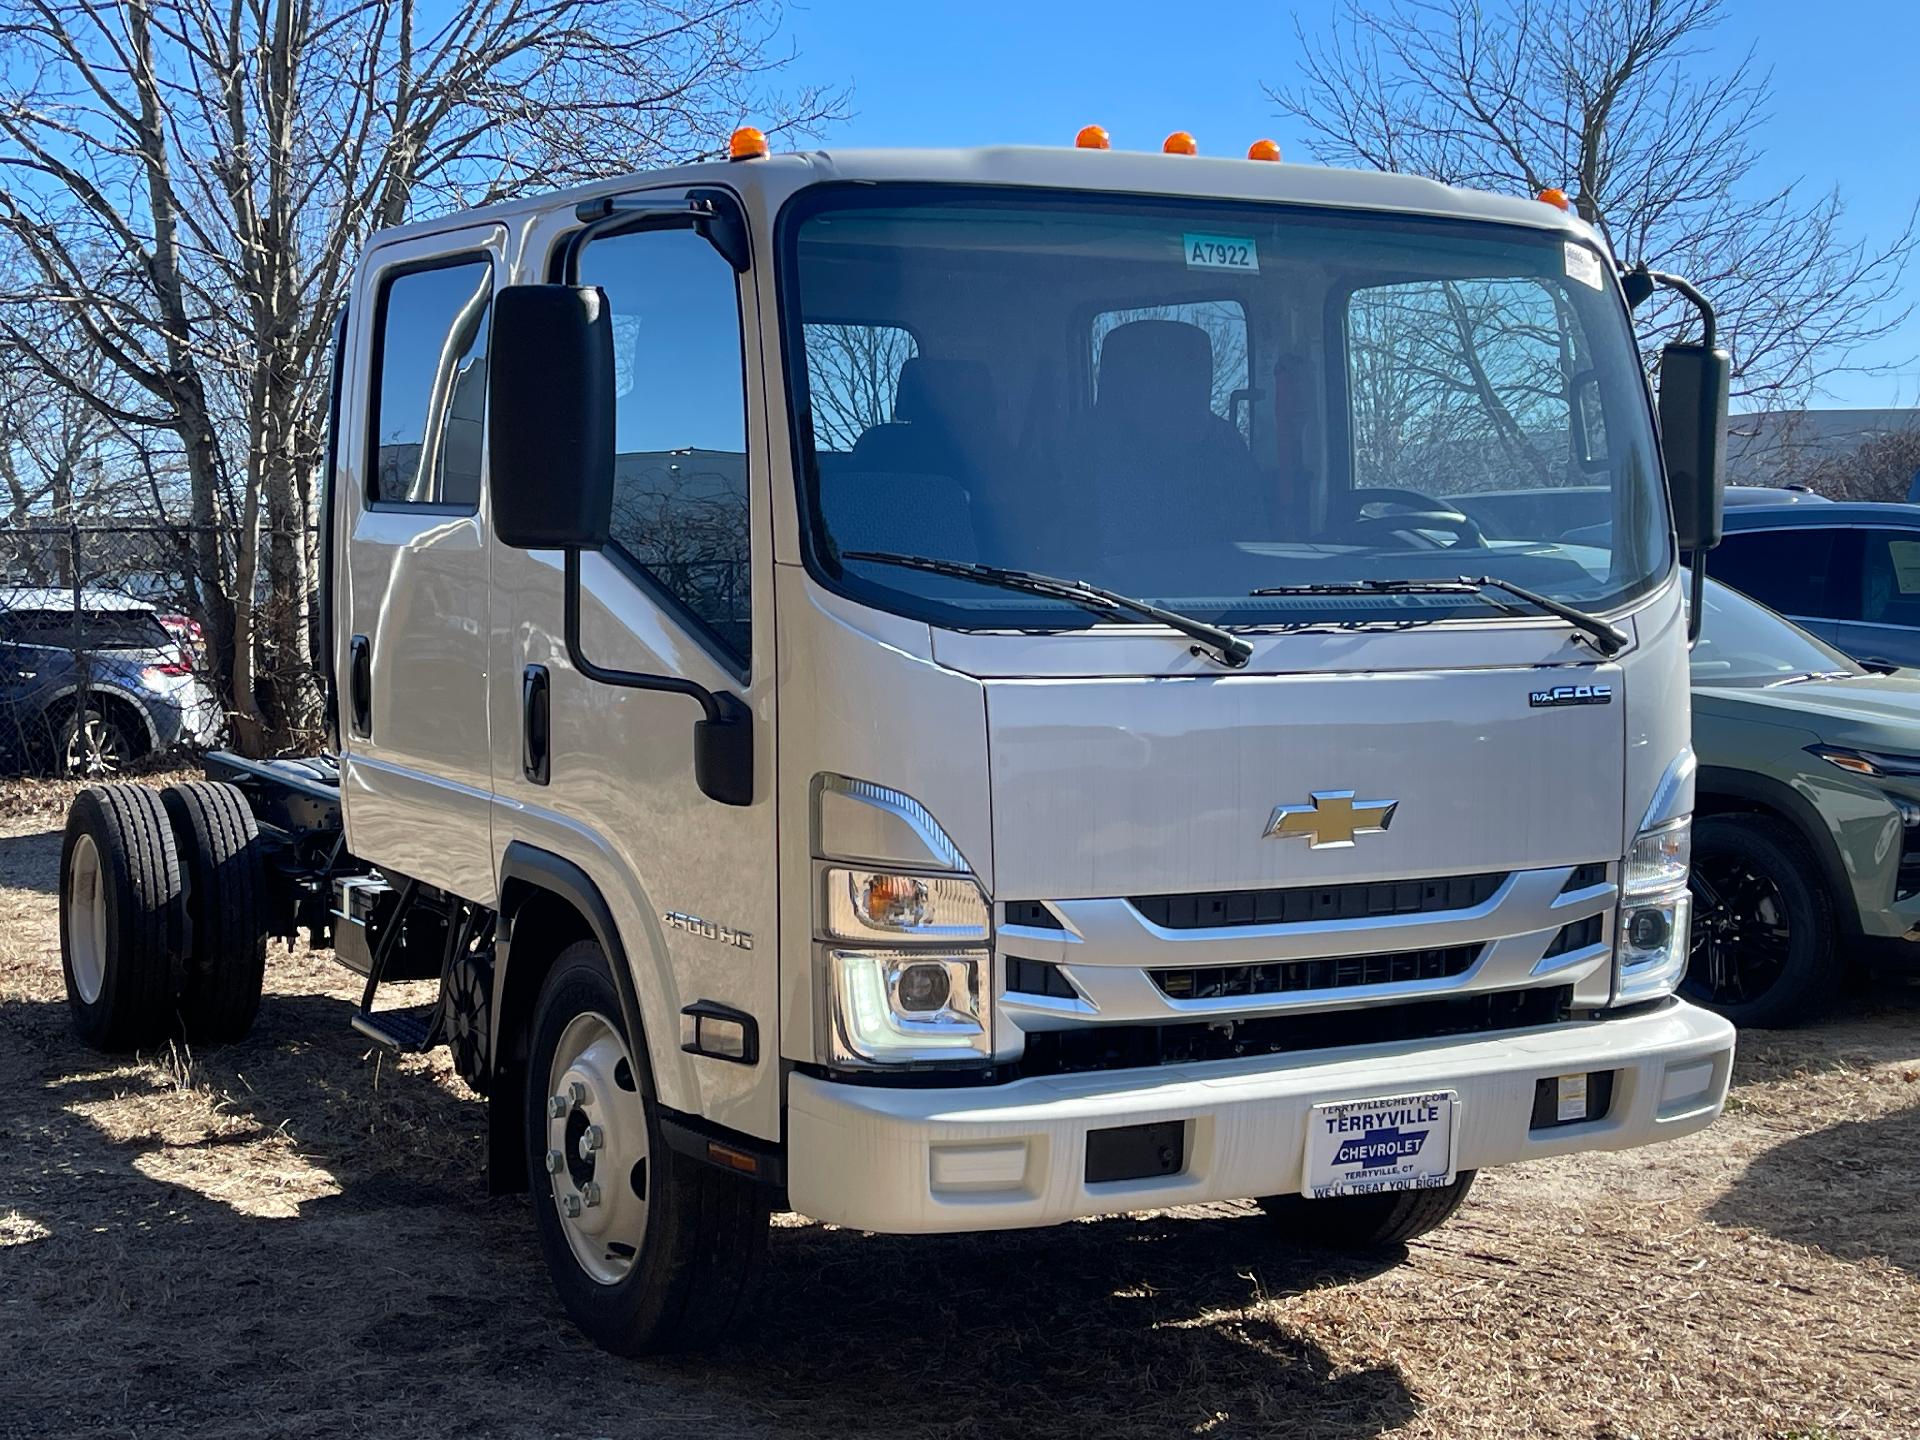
[2,783,1918,1439]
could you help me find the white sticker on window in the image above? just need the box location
[1564,242,1604,291]
[1185,233,1259,273]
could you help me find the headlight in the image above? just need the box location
[813,774,995,1068]
[823,949,990,1066]
[1617,817,1691,1003]
[1808,744,1920,779]
[823,867,989,942]
[1623,817,1690,898]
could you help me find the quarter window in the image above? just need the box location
[579,226,751,664]
[1346,276,1577,495]
[803,322,919,451]
[368,259,493,506]
[1093,300,1250,438]
[1708,529,1841,618]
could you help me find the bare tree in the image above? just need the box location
[0,0,843,752]
[1271,0,1915,410]
[804,323,919,451]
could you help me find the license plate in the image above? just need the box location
[1303,1090,1456,1198]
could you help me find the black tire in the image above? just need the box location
[160,781,267,1044]
[1257,1172,1477,1250]
[525,940,770,1356]
[59,785,183,1051]
[1684,813,1837,1029]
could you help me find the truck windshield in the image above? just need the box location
[782,185,1671,631]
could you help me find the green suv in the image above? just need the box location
[1690,579,1920,1026]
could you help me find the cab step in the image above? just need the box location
[351,1005,440,1053]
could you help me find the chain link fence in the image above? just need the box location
[0,523,241,776]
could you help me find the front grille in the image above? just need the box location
[1005,954,1078,999]
[1002,901,1065,930]
[1542,913,1604,959]
[1562,862,1609,892]
[1151,943,1478,1001]
[1132,872,1504,930]
[1015,986,1573,1078]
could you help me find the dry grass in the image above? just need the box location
[2,805,1918,1438]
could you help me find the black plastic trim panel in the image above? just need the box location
[1133,872,1504,930]
[1151,943,1478,1000]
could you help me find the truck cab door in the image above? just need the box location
[338,225,505,900]
[489,205,779,1142]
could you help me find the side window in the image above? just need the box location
[802,322,919,451]
[1857,531,1920,626]
[368,258,493,507]
[1092,300,1250,438]
[579,226,750,664]
[1709,529,1840,617]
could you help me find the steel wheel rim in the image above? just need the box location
[1686,858,1793,1006]
[64,712,123,777]
[545,1010,648,1285]
[67,831,106,1005]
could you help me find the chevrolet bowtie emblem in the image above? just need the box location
[1263,791,1399,848]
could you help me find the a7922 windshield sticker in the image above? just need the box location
[1184,233,1259,273]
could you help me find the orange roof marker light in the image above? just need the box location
[1163,131,1198,155]
[1537,186,1570,211]
[729,126,769,162]
[1247,138,1282,162]
[1075,124,1111,150]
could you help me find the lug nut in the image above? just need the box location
[547,1093,569,1119]
[578,1125,605,1159]
[543,1148,565,1175]
[581,1181,603,1209]
[561,1193,582,1219]
[568,1080,588,1108]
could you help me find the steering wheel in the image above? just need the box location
[1322,486,1490,549]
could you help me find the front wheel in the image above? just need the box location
[524,940,769,1355]
[1684,813,1837,1028]
[1256,1172,1477,1251]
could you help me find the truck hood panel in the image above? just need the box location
[986,667,1625,899]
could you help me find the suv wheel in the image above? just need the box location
[61,705,140,778]
[1685,813,1837,1028]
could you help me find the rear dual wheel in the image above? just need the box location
[59,781,267,1050]
[525,940,770,1355]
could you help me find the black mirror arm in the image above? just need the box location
[561,191,750,280]
[560,548,735,725]
[1638,267,1720,648]
[560,548,754,806]
[1627,263,1718,349]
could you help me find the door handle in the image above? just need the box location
[523,663,551,785]
[348,634,372,737]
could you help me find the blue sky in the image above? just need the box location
[782,0,1920,409]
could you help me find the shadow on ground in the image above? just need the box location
[1708,1101,1920,1278]
[0,827,59,896]
[0,987,1417,1440]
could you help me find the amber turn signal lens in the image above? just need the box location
[1537,186,1570,210]
[729,125,769,161]
[1075,124,1111,150]
[1163,130,1198,155]
[861,873,928,927]
[1247,138,1282,162]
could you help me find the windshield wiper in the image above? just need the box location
[843,551,1253,668]
[1249,575,1628,657]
